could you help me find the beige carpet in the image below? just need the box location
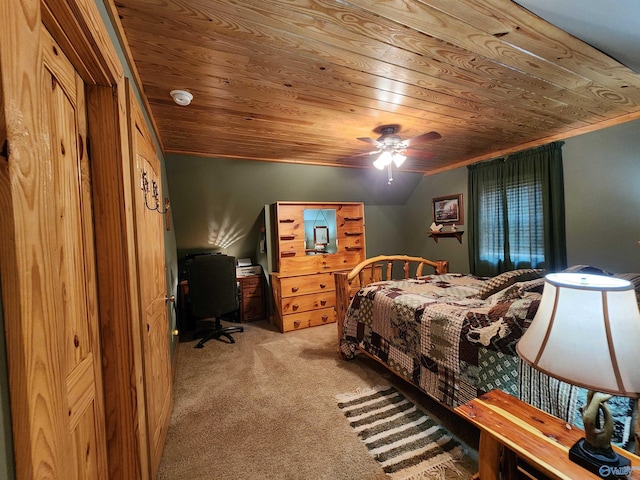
[157,320,479,480]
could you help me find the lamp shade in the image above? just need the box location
[516,273,640,397]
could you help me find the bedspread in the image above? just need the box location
[339,268,637,449]
[340,273,542,408]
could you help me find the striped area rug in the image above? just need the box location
[336,385,466,480]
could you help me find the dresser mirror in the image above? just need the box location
[303,208,337,254]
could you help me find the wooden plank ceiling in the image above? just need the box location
[112,0,640,175]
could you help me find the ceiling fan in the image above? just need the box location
[344,125,441,184]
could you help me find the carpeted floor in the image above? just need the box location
[157,320,479,479]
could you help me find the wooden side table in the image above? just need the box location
[455,389,640,480]
[238,274,265,322]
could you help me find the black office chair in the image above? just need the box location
[187,254,243,348]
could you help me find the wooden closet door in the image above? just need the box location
[41,26,110,479]
[0,25,108,478]
[128,85,173,479]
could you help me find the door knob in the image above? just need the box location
[165,295,175,303]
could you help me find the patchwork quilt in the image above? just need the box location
[340,269,638,449]
[340,273,540,408]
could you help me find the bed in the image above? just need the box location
[334,255,638,450]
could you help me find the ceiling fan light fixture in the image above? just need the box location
[392,152,406,167]
[170,89,193,106]
[372,156,386,170]
[373,151,392,170]
[350,125,441,184]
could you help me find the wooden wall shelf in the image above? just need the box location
[429,231,464,244]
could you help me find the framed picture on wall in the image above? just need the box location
[432,194,463,224]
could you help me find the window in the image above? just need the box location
[477,176,544,269]
[468,142,566,276]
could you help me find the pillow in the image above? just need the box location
[613,272,640,288]
[517,278,546,295]
[561,265,613,276]
[613,273,640,304]
[561,267,639,303]
[484,283,523,304]
[476,268,546,299]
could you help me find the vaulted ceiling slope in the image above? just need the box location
[112,0,640,175]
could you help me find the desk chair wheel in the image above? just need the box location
[194,323,244,348]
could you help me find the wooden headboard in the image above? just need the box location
[333,255,449,342]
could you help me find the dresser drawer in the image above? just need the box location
[276,204,304,223]
[242,282,262,297]
[277,238,304,258]
[242,297,264,321]
[280,291,335,315]
[278,272,334,297]
[277,222,303,239]
[282,307,336,332]
[241,275,262,288]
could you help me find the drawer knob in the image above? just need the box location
[319,283,326,289]
[292,304,299,310]
[291,287,299,292]
[321,315,329,322]
[293,320,301,328]
[320,300,327,306]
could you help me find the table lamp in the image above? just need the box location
[516,272,640,479]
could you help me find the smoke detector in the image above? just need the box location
[170,90,193,106]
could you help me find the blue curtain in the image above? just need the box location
[468,142,566,276]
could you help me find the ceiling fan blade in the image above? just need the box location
[401,148,436,160]
[357,137,378,145]
[404,131,441,146]
[337,150,380,162]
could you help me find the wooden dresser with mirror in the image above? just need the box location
[270,201,366,332]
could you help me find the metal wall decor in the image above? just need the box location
[141,170,169,214]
